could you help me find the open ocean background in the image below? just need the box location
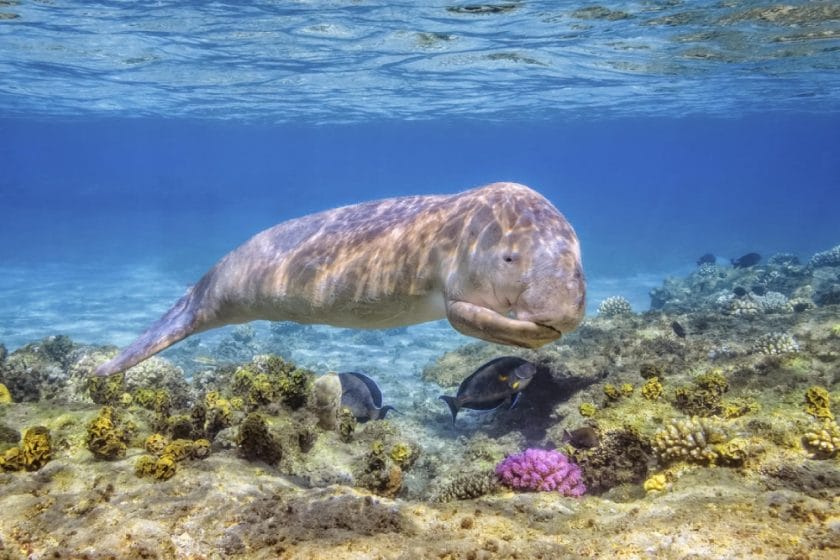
[1,1,838,369]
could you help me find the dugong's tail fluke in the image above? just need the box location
[93,290,200,377]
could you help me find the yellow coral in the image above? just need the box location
[86,406,129,460]
[21,426,51,471]
[144,433,169,455]
[804,386,833,420]
[579,403,597,417]
[0,383,12,404]
[1,446,24,472]
[620,383,634,397]
[162,439,195,462]
[389,442,412,466]
[830,324,840,338]
[154,455,177,480]
[135,455,157,477]
[603,384,621,401]
[643,473,668,493]
[192,439,211,459]
[641,377,663,401]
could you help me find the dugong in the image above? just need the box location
[94,182,585,377]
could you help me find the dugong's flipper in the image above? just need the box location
[93,290,199,377]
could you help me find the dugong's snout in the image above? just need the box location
[515,262,586,336]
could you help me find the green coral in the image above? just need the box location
[134,455,157,477]
[237,413,282,465]
[389,442,415,467]
[639,362,665,380]
[672,369,729,417]
[230,355,314,410]
[804,386,834,421]
[205,396,233,440]
[167,414,195,440]
[337,407,357,442]
[144,433,168,455]
[162,439,195,462]
[355,439,403,498]
[603,384,621,401]
[86,406,132,460]
[193,438,211,459]
[153,455,178,480]
[721,398,759,419]
[85,372,126,406]
[641,377,663,401]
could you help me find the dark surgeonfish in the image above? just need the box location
[731,252,761,268]
[338,371,395,422]
[562,426,600,449]
[439,356,537,423]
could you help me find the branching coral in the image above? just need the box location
[752,332,800,356]
[597,296,633,317]
[652,417,727,465]
[803,420,840,458]
[433,471,499,502]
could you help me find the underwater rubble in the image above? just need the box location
[0,244,839,558]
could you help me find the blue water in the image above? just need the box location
[0,1,839,352]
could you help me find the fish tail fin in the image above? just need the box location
[438,395,460,423]
[377,405,397,420]
[92,288,202,377]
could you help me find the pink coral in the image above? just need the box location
[495,448,586,496]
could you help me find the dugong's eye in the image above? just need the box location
[502,253,519,264]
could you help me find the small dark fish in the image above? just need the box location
[733,286,747,298]
[338,371,395,422]
[562,426,600,449]
[696,253,716,266]
[751,285,767,296]
[731,252,761,268]
[671,320,686,338]
[439,356,537,423]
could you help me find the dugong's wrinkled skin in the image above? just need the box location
[94,182,585,377]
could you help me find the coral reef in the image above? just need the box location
[570,428,651,495]
[597,296,633,317]
[0,382,11,403]
[86,406,133,460]
[0,426,52,472]
[803,420,840,458]
[237,412,282,465]
[652,417,728,465]
[809,244,840,268]
[355,440,404,498]
[804,386,834,421]
[495,448,585,496]
[752,332,800,355]
[432,471,498,502]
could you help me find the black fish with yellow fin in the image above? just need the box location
[338,371,395,422]
[439,356,537,423]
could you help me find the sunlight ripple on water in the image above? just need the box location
[0,1,838,122]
